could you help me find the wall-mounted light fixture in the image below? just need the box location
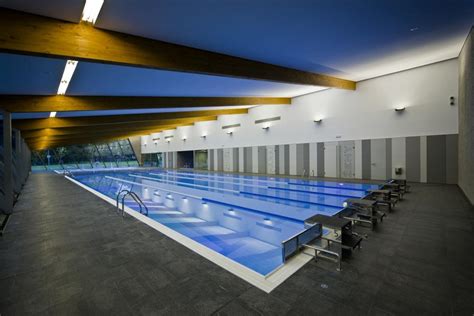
[143,142,147,146]
[226,130,233,135]
[394,106,406,112]
[263,217,272,225]
[182,137,187,141]
[450,96,455,106]
[262,124,270,130]
[313,118,323,124]
[166,139,171,143]
[200,134,207,139]
[154,140,158,145]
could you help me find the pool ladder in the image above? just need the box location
[116,189,149,217]
[63,170,74,178]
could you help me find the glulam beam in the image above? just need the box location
[13,108,247,130]
[0,8,355,90]
[22,122,193,139]
[0,95,290,112]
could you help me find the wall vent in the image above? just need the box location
[222,123,241,129]
[255,116,281,124]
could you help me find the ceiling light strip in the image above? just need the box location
[82,0,105,24]
[57,60,78,95]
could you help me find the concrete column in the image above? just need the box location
[14,129,24,185]
[3,111,13,214]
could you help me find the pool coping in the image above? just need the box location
[65,175,314,293]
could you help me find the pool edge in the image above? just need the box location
[64,175,313,293]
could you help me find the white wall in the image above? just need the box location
[142,59,458,153]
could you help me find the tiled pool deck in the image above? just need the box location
[0,173,473,315]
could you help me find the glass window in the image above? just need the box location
[30,138,139,170]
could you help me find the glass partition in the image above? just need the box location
[142,153,163,167]
[31,139,139,171]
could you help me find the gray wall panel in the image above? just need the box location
[386,138,392,179]
[427,135,446,184]
[362,140,371,179]
[296,144,304,176]
[217,149,224,171]
[458,28,474,204]
[275,145,280,175]
[233,148,239,172]
[406,137,421,182]
[317,142,324,177]
[284,145,290,175]
[303,143,310,176]
[209,149,214,171]
[446,134,458,184]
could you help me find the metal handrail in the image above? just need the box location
[116,189,149,217]
[63,169,74,177]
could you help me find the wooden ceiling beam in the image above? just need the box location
[27,130,161,150]
[0,8,355,90]
[22,122,192,138]
[13,108,247,130]
[26,124,187,142]
[0,95,289,112]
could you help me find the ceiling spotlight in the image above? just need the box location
[200,134,207,139]
[166,139,171,143]
[182,137,187,141]
[154,140,158,145]
[314,118,323,124]
[262,125,270,130]
[394,106,406,112]
[226,130,233,135]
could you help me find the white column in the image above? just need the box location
[2,111,13,214]
[289,144,297,175]
[266,145,276,174]
[309,143,317,177]
[214,149,219,171]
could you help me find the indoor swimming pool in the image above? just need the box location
[71,169,380,276]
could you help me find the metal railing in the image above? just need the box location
[63,170,74,178]
[116,189,149,217]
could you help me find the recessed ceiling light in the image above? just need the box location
[57,60,78,95]
[82,0,104,24]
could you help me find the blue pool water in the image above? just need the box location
[73,169,380,275]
